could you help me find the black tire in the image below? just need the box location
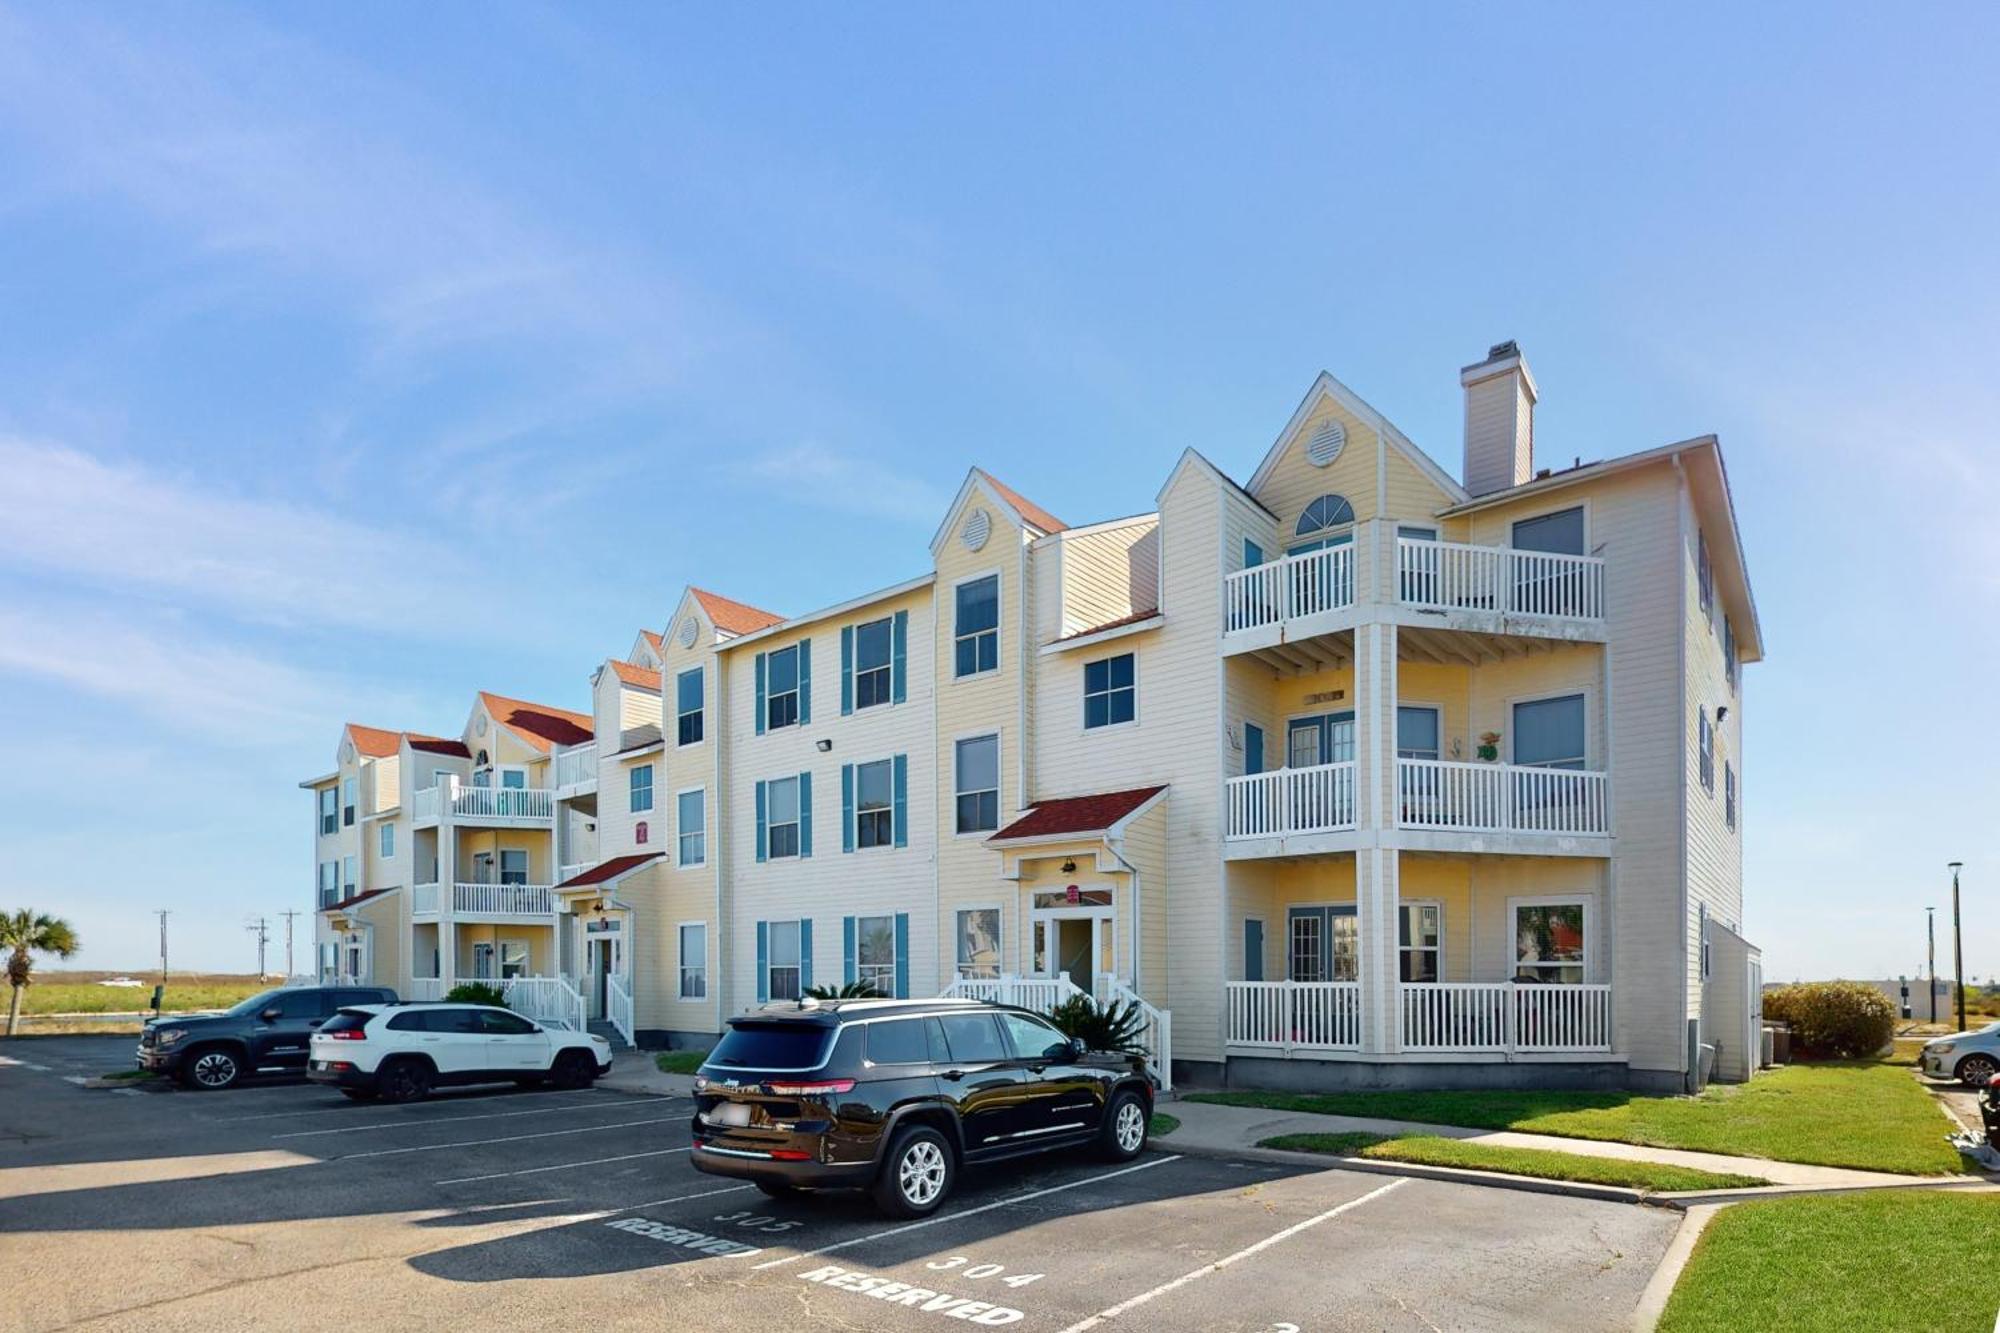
[377,1058,433,1104]
[755,1180,804,1200]
[512,1076,545,1089]
[1098,1089,1150,1161]
[872,1125,954,1219]
[180,1046,243,1091]
[551,1049,597,1090]
[1957,1053,1999,1087]
[341,1088,378,1101]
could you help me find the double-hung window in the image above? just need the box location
[1697,707,1715,793]
[378,823,394,859]
[956,907,1000,979]
[341,855,357,898]
[1697,528,1714,624]
[499,942,529,979]
[341,777,357,827]
[766,776,801,859]
[853,617,893,709]
[766,645,801,730]
[1395,705,1440,760]
[676,668,704,746]
[1513,694,1587,769]
[1723,617,1738,691]
[499,849,528,885]
[955,734,999,834]
[1515,902,1587,984]
[1725,762,1737,831]
[679,923,707,998]
[677,788,706,866]
[318,861,337,907]
[1083,653,1136,729]
[1399,903,1441,982]
[630,763,654,813]
[319,788,337,835]
[856,914,896,994]
[766,920,802,1001]
[954,575,999,677]
[854,759,894,849]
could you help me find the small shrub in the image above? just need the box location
[1762,981,1896,1058]
[803,980,883,1000]
[1045,994,1149,1054]
[444,982,506,1007]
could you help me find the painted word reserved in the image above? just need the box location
[798,1264,1025,1325]
[603,1217,763,1258]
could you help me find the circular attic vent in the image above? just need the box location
[962,508,991,552]
[679,617,699,648]
[1306,418,1346,467]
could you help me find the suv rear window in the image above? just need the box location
[320,1010,373,1036]
[866,1018,932,1065]
[708,1021,833,1071]
[937,1013,1009,1064]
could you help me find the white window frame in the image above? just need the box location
[1508,895,1593,985]
[765,643,802,730]
[676,667,705,747]
[855,913,897,995]
[676,786,707,867]
[378,822,395,859]
[1397,900,1444,984]
[500,941,529,979]
[630,762,655,814]
[1506,687,1595,769]
[955,904,1004,980]
[1725,761,1737,831]
[341,854,357,898]
[952,571,1001,680]
[852,614,895,711]
[1082,651,1138,732]
[341,776,358,826]
[678,920,707,999]
[766,918,803,1001]
[765,775,801,860]
[498,848,529,885]
[853,756,895,851]
[1697,707,1715,793]
[1395,702,1443,760]
[471,941,496,980]
[319,787,338,835]
[953,732,1001,837]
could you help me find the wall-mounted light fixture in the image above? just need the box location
[1061,859,1077,874]
[1716,705,1729,724]
[815,738,833,753]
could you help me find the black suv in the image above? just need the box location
[689,998,1154,1217]
[137,984,396,1089]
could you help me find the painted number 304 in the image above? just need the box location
[924,1256,1043,1288]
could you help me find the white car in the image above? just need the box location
[307,1003,612,1102]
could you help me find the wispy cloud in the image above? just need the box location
[719,442,949,525]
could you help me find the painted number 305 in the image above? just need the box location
[713,1210,803,1234]
[924,1256,1044,1288]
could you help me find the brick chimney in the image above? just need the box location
[1460,341,1538,496]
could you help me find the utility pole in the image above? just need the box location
[154,910,170,981]
[280,911,301,980]
[1927,906,1937,1023]
[245,918,270,978]
[1949,862,1966,1033]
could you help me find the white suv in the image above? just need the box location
[307,1003,613,1102]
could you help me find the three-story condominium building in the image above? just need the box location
[304,342,1762,1092]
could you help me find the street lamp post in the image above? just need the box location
[1927,906,1937,1024]
[1949,862,1966,1034]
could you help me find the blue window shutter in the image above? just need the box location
[894,913,910,998]
[891,609,908,704]
[754,652,767,737]
[842,916,857,986]
[892,753,908,849]
[754,780,768,863]
[840,763,855,854]
[797,639,812,725]
[839,625,854,716]
[1244,538,1264,569]
[1245,723,1264,776]
[756,922,769,1003]
[798,770,812,858]
[799,918,814,992]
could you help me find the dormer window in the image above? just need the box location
[1291,494,1355,553]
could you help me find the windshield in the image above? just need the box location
[222,987,289,1017]
[706,1022,832,1071]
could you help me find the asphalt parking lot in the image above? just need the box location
[1,1036,1676,1332]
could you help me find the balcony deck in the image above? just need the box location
[1225,980,1613,1057]
[410,882,556,921]
[411,782,555,829]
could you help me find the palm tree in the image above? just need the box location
[3,910,80,1037]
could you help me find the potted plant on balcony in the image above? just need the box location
[1477,731,1502,762]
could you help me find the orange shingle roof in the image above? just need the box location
[979,470,1067,535]
[691,587,785,637]
[477,691,594,752]
[607,659,662,690]
[639,628,664,653]
[344,724,403,759]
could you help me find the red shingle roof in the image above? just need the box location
[989,786,1167,842]
[409,736,472,758]
[1053,607,1161,643]
[555,853,663,889]
[477,691,594,752]
[607,659,662,690]
[344,724,404,758]
[691,587,786,637]
[980,470,1067,535]
[320,887,392,913]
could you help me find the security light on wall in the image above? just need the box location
[1061,859,1077,874]
[816,738,833,752]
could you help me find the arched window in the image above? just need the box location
[1291,494,1355,552]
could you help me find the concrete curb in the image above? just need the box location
[1160,1135,1658,1206]
[1630,1203,1718,1331]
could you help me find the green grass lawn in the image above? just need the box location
[1259,1131,1766,1192]
[14,979,266,1015]
[655,1050,709,1075]
[1187,1060,1965,1176]
[1660,1190,2000,1332]
[1150,1112,1180,1138]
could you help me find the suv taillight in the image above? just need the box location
[327,1029,368,1040]
[764,1079,855,1097]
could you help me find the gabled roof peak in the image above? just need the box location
[689,587,786,638]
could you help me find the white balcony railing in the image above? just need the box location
[412,883,439,915]
[1397,537,1604,622]
[503,975,586,1031]
[606,971,634,1048]
[412,785,439,822]
[1397,759,1609,836]
[1400,981,1612,1053]
[1223,545,1356,633]
[558,862,597,885]
[409,977,443,1001]
[553,742,598,791]
[941,974,1082,1012]
[1226,981,1362,1051]
[453,882,555,916]
[449,784,554,821]
[1225,761,1357,839]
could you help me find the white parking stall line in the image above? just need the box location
[273,1097,674,1139]
[751,1154,1183,1271]
[334,1115,685,1160]
[206,1090,663,1124]
[1053,1176,1410,1333]
[437,1147,692,1185]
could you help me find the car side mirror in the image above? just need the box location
[1069,1038,1088,1059]
[260,1007,282,1022]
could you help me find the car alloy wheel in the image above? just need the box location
[1962,1054,1998,1086]
[898,1139,948,1208]
[1114,1100,1147,1154]
[192,1051,238,1089]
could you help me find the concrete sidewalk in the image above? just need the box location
[1161,1098,1941,1188]
[597,1050,697,1097]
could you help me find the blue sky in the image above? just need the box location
[0,4,1993,983]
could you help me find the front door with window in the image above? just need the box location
[1029,891,1115,993]
[1287,905,1357,982]
[1287,712,1354,768]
